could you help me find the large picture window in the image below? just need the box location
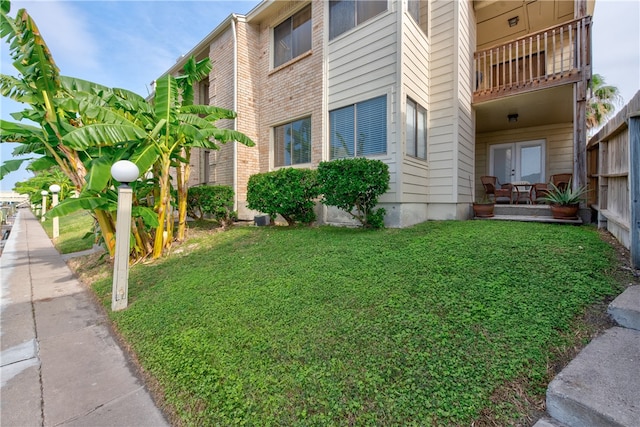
[274,117,312,167]
[274,5,312,68]
[406,98,427,159]
[330,96,387,159]
[329,0,387,40]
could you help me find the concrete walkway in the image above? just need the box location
[1,209,168,427]
[534,284,640,427]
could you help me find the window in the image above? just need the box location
[198,80,209,105]
[274,117,312,167]
[406,98,427,159]
[407,0,428,35]
[202,150,211,184]
[330,96,387,159]
[329,0,387,40]
[274,4,312,68]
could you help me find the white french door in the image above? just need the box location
[489,140,545,184]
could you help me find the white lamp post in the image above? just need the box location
[110,160,140,311]
[40,190,48,222]
[49,184,61,239]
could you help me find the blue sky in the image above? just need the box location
[1,0,639,191]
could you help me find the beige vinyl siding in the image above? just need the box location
[401,4,429,203]
[327,4,398,203]
[328,11,398,107]
[474,123,573,196]
[428,0,456,203]
[456,0,474,203]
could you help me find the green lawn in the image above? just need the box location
[91,221,619,426]
[42,209,95,254]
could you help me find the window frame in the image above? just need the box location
[329,95,388,160]
[329,0,388,41]
[406,97,427,160]
[273,116,312,167]
[273,4,312,68]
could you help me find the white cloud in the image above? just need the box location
[11,1,101,73]
[592,0,640,105]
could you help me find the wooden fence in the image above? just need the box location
[587,91,640,268]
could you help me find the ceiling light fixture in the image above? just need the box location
[508,113,519,122]
[508,16,519,27]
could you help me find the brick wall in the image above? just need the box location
[187,1,325,218]
[255,0,325,173]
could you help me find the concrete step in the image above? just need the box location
[608,286,640,330]
[481,215,582,224]
[546,327,640,427]
[532,416,571,427]
[494,204,552,216]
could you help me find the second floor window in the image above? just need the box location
[274,117,312,167]
[274,4,312,68]
[408,0,428,35]
[330,96,387,159]
[329,0,387,40]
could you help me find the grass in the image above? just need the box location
[42,209,96,254]
[81,221,622,426]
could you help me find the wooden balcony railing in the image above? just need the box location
[473,17,592,103]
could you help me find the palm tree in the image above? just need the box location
[586,74,622,131]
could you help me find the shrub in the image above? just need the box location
[187,185,236,225]
[246,168,320,226]
[317,158,390,229]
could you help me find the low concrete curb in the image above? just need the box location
[608,285,640,330]
[544,327,640,426]
[534,283,640,427]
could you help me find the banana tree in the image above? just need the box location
[0,2,122,254]
[62,67,254,259]
[2,1,254,260]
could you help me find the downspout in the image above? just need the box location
[232,14,239,212]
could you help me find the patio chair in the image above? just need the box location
[551,173,572,192]
[481,176,516,204]
[530,183,550,204]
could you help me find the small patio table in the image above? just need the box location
[511,181,532,204]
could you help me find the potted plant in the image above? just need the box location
[472,196,495,218]
[542,180,589,219]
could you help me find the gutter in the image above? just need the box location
[151,14,237,92]
[232,14,239,212]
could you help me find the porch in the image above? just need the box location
[476,204,584,224]
[473,17,592,103]
[472,18,593,209]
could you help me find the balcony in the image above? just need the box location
[473,17,592,103]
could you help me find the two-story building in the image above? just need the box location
[157,0,593,227]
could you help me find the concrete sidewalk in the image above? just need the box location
[1,209,168,426]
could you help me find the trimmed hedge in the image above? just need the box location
[186,185,236,225]
[247,168,320,226]
[317,158,390,229]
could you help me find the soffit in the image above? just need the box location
[474,85,574,133]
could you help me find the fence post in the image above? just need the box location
[630,115,640,269]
